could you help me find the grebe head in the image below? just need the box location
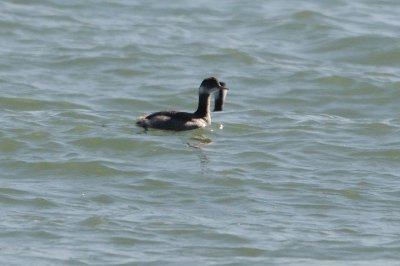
[199,77,228,94]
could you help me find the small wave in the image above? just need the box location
[352,148,400,161]
[308,34,400,65]
[0,194,57,208]
[0,97,88,111]
[111,236,162,246]
[356,48,400,66]
[71,137,145,151]
[8,160,138,177]
[284,113,353,125]
[291,10,328,20]
[79,215,109,228]
[0,138,24,152]
[197,48,257,65]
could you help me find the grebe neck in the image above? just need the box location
[194,93,211,121]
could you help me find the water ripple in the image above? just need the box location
[2,0,400,265]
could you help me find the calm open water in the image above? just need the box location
[1,0,400,265]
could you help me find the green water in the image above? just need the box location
[1,0,400,265]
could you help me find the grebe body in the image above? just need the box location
[136,77,227,131]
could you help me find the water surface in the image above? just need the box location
[1,0,400,265]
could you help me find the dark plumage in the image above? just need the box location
[136,77,228,131]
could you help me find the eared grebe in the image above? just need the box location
[213,81,228,112]
[136,77,228,131]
